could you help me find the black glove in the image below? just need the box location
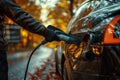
[45,25,80,44]
[44,28,58,42]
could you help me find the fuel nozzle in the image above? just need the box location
[47,25,81,45]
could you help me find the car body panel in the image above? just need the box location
[55,0,120,80]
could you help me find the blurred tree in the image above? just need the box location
[47,0,84,31]
[48,0,71,31]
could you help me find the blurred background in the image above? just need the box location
[5,0,84,54]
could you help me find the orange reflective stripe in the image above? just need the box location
[103,16,120,44]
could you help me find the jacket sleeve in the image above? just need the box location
[0,0,48,36]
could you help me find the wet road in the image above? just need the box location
[7,46,54,80]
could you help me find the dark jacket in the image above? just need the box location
[0,0,48,50]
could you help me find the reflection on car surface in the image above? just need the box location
[55,0,120,80]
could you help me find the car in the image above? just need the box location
[54,0,120,80]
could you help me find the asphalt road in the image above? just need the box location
[7,46,54,80]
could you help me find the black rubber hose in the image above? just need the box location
[24,40,47,80]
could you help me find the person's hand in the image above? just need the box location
[44,27,59,42]
[45,25,80,44]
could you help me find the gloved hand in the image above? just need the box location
[45,25,80,44]
[44,27,59,42]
